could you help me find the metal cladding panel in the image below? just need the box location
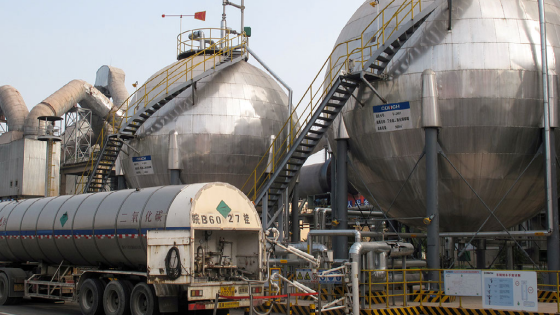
[138,186,184,250]
[92,189,136,267]
[165,183,205,229]
[72,192,112,266]
[326,0,560,231]
[188,182,262,231]
[21,197,56,262]
[5,199,38,261]
[36,195,72,263]
[53,194,94,266]
[121,60,290,195]
[0,202,16,260]
[116,186,164,267]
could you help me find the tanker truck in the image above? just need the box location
[0,182,266,315]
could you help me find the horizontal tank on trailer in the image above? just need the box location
[0,183,266,314]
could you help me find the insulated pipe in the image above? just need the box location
[24,80,120,137]
[307,230,361,254]
[94,65,129,108]
[275,243,327,256]
[366,230,553,238]
[246,47,293,128]
[0,85,29,132]
[349,242,391,315]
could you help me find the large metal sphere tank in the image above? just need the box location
[121,55,289,193]
[328,0,560,231]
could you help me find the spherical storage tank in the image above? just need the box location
[121,53,290,193]
[328,0,560,231]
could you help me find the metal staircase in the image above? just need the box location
[80,34,248,193]
[242,0,438,224]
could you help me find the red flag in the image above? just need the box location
[194,11,206,21]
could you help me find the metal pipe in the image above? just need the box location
[262,192,268,231]
[335,138,349,259]
[94,65,129,109]
[349,242,392,314]
[291,180,300,242]
[307,230,361,254]
[275,243,327,257]
[366,230,553,238]
[539,0,560,278]
[246,47,293,128]
[0,85,29,133]
[24,80,120,137]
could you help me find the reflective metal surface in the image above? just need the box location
[328,0,560,231]
[0,183,254,267]
[121,57,290,193]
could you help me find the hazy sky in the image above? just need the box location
[0,0,363,110]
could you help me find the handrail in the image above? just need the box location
[241,0,424,202]
[76,31,248,193]
[177,28,241,57]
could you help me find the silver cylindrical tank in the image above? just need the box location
[0,182,258,268]
[328,0,560,231]
[121,55,290,193]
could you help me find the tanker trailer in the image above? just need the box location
[0,182,266,315]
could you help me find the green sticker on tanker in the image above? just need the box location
[216,200,231,218]
[60,212,68,227]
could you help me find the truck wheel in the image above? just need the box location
[79,278,105,315]
[0,273,16,305]
[130,282,159,315]
[104,280,132,315]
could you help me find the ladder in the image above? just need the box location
[79,34,248,193]
[242,0,438,224]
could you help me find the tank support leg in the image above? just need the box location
[425,127,439,287]
[546,130,559,283]
[334,138,349,260]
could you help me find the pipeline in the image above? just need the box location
[94,65,129,108]
[24,79,122,137]
[0,85,29,133]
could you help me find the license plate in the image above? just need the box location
[13,284,23,292]
[218,301,240,309]
[220,286,235,296]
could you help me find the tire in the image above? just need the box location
[103,280,132,315]
[130,282,159,315]
[79,278,105,315]
[0,273,16,305]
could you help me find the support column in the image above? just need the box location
[422,69,441,283]
[115,153,127,190]
[538,0,560,280]
[291,179,301,242]
[262,192,268,232]
[334,118,350,260]
[476,239,486,269]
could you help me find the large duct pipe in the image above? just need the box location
[24,80,120,137]
[95,65,129,109]
[0,85,29,132]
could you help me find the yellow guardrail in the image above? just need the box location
[75,29,248,194]
[361,268,560,312]
[177,28,242,57]
[241,0,423,201]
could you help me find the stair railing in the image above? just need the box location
[241,0,426,202]
[75,30,248,194]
